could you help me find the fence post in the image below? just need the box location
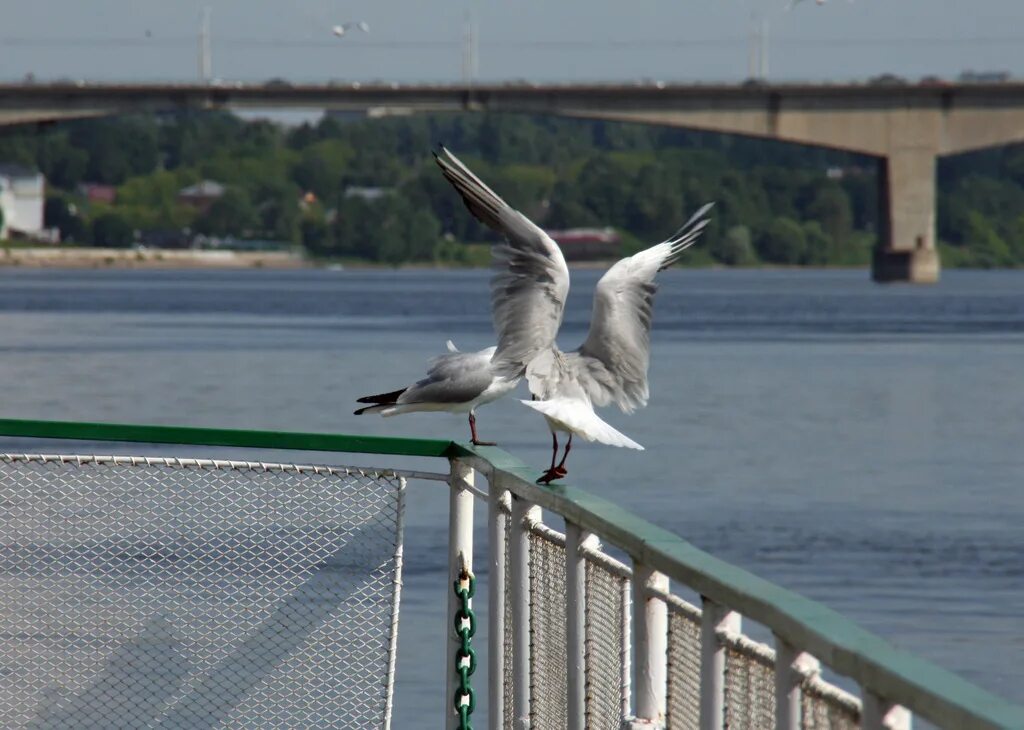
[488,484,510,730]
[864,692,913,730]
[446,459,474,730]
[565,523,594,730]
[773,636,803,730]
[510,497,538,729]
[632,563,668,727]
[699,598,740,730]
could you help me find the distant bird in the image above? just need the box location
[354,340,517,446]
[332,21,370,37]
[787,0,853,8]
[433,147,712,483]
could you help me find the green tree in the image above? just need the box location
[194,189,259,237]
[291,139,352,201]
[807,184,853,251]
[756,217,807,264]
[301,215,332,255]
[90,212,133,247]
[801,221,831,265]
[711,225,757,265]
[964,211,1012,267]
[44,197,89,243]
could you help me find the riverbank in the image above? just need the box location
[1,245,1013,272]
[0,247,307,269]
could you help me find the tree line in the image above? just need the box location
[1,110,1022,267]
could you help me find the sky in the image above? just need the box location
[3,1,1023,85]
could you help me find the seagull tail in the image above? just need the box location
[521,398,644,450]
[355,387,407,415]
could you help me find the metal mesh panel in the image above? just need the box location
[584,559,628,730]
[801,678,861,730]
[0,454,405,730]
[724,641,776,730]
[528,531,568,729]
[666,608,702,730]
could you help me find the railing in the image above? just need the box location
[0,418,1021,730]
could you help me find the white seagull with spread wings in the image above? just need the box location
[433,148,712,483]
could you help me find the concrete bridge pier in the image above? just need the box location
[873,145,941,284]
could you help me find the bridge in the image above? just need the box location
[5,81,1024,282]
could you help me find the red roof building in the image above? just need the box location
[547,227,621,261]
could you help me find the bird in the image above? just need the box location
[354,147,567,445]
[354,339,517,446]
[786,0,852,8]
[432,147,712,483]
[332,21,370,37]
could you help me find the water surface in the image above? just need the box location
[1,267,1022,724]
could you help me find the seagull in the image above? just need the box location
[786,0,852,9]
[433,147,713,483]
[354,147,561,445]
[354,339,517,446]
[332,21,370,37]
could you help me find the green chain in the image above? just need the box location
[453,570,477,730]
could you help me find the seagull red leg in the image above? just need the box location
[552,433,572,478]
[469,412,496,447]
[537,432,561,484]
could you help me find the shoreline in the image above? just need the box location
[0,247,308,270]
[1,246,1016,273]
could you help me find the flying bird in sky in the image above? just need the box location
[332,21,370,37]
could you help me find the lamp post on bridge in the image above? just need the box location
[198,6,212,85]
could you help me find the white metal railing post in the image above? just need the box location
[864,693,913,730]
[488,484,510,730]
[773,636,810,730]
[632,563,668,727]
[699,598,741,730]
[621,574,633,720]
[446,460,475,730]
[510,497,538,729]
[564,523,595,730]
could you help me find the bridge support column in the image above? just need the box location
[873,146,940,284]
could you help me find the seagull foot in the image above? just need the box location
[536,466,568,485]
[471,439,497,447]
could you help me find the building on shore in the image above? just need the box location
[0,164,52,241]
[547,227,621,261]
[177,180,225,213]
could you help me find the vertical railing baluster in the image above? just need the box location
[446,460,475,730]
[488,484,510,730]
[564,522,591,730]
[510,497,537,729]
[699,598,740,730]
[864,693,913,730]
[633,563,668,726]
[621,574,633,722]
[773,636,803,730]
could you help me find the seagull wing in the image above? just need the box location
[434,147,570,375]
[570,203,713,413]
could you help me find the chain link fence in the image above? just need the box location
[0,454,406,729]
[506,515,864,729]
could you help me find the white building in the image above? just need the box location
[0,164,45,239]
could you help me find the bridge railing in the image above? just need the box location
[0,418,1020,730]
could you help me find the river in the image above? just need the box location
[0,267,1022,725]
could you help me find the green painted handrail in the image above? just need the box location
[0,418,459,459]
[1,417,1022,729]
